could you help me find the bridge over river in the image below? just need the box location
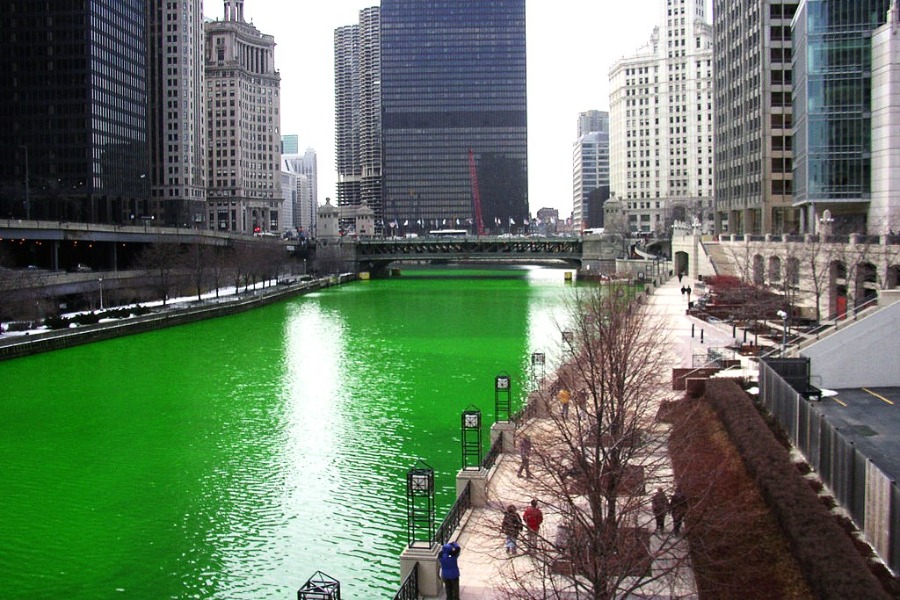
[354,235,583,271]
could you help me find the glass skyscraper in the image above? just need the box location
[379,0,528,234]
[0,0,150,224]
[792,0,891,233]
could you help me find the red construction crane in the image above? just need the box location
[468,149,485,235]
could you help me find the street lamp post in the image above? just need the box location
[777,309,788,356]
[99,277,104,310]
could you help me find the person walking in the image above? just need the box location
[558,387,571,419]
[438,541,461,600]
[501,504,524,555]
[522,499,544,549]
[670,487,687,534]
[517,434,533,479]
[651,487,669,532]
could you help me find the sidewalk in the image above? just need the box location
[449,276,718,599]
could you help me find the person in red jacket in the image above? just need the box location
[522,498,543,549]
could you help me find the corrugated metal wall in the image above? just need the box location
[758,360,899,574]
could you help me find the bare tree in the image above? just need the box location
[134,242,184,306]
[498,283,692,599]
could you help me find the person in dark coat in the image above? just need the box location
[651,487,669,531]
[670,488,687,534]
[517,434,533,479]
[438,541,461,600]
[501,504,524,554]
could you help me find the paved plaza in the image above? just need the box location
[445,276,767,599]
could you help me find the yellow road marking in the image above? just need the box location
[831,396,847,407]
[863,388,894,405]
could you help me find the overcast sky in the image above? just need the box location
[205,0,664,217]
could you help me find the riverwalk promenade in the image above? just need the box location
[435,276,768,599]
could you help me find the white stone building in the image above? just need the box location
[205,0,281,234]
[609,0,715,236]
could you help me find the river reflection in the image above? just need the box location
[0,265,573,598]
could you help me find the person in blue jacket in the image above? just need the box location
[438,541,461,600]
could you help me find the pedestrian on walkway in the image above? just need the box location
[652,487,669,532]
[575,388,588,421]
[678,271,684,283]
[501,504,524,555]
[670,487,687,534]
[517,434,532,479]
[523,498,543,548]
[438,541,461,600]
[558,387,571,419]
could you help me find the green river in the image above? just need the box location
[0,265,574,598]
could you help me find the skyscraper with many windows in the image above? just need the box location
[713,0,798,235]
[792,0,891,234]
[379,0,528,234]
[148,0,207,227]
[0,0,150,224]
[205,0,281,234]
[573,111,610,231]
[334,7,382,225]
[609,0,715,235]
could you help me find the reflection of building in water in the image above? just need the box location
[205,0,281,234]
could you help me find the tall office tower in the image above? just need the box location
[280,169,297,231]
[792,0,891,234]
[205,0,281,234]
[148,0,206,228]
[0,1,150,224]
[870,4,900,235]
[578,110,610,138]
[282,134,299,155]
[713,0,798,235]
[334,7,382,227]
[380,0,528,233]
[282,146,318,234]
[573,111,610,230]
[609,0,715,236]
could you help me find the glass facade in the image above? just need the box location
[0,0,149,223]
[380,0,528,233]
[792,0,890,231]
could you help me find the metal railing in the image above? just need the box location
[392,562,418,600]
[481,434,503,471]
[434,481,471,547]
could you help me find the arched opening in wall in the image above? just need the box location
[786,257,800,287]
[829,260,848,320]
[887,264,900,289]
[767,255,782,284]
[855,262,878,308]
[672,251,690,275]
[753,254,764,285]
[674,251,689,277]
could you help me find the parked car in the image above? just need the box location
[71,263,93,272]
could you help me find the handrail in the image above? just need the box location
[434,481,471,547]
[481,434,503,471]
[793,295,881,350]
[392,561,418,600]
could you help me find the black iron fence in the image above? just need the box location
[392,562,418,600]
[434,481,471,547]
[758,360,899,574]
[481,431,503,472]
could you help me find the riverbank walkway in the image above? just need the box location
[444,275,769,599]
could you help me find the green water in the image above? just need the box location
[0,265,573,598]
